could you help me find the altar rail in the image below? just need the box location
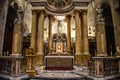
[88,57,120,77]
[0,55,24,76]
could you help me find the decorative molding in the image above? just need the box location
[29,0,91,15]
[47,0,72,9]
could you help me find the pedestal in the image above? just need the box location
[26,55,36,76]
[11,54,23,76]
[75,55,90,66]
[0,54,23,77]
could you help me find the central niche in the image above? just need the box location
[52,16,67,35]
[51,16,67,54]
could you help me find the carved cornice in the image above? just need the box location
[29,0,92,15]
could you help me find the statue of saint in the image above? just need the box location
[96,6,104,23]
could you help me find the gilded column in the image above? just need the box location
[75,10,82,55]
[82,10,89,55]
[48,16,53,54]
[30,10,37,51]
[75,10,82,66]
[81,10,90,66]
[37,10,45,65]
[37,10,45,55]
[66,15,71,54]
[12,11,23,55]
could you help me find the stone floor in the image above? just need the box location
[24,66,120,80]
[0,66,120,80]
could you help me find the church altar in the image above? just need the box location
[45,56,74,70]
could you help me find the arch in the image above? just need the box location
[100,1,116,56]
[3,4,17,55]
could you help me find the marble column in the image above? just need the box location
[75,10,82,55]
[66,15,71,54]
[75,10,83,66]
[82,10,89,55]
[12,11,23,55]
[0,0,9,55]
[30,10,37,51]
[48,16,53,54]
[37,10,45,55]
[36,10,45,65]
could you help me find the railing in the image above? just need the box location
[88,57,120,77]
[0,54,23,76]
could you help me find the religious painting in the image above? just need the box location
[56,42,63,53]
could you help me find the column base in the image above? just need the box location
[83,52,89,55]
[11,54,22,56]
[35,54,44,66]
[97,53,107,57]
[75,55,90,66]
[26,70,36,76]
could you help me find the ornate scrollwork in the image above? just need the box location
[46,0,73,14]
[47,0,72,9]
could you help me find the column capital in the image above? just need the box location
[82,10,87,15]
[65,15,71,21]
[75,10,79,13]
[48,15,54,19]
[31,9,38,15]
[39,9,45,13]
[66,15,71,18]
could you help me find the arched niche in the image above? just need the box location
[101,2,116,56]
[3,5,17,55]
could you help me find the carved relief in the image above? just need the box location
[47,0,72,9]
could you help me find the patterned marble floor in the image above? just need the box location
[35,71,85,79]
